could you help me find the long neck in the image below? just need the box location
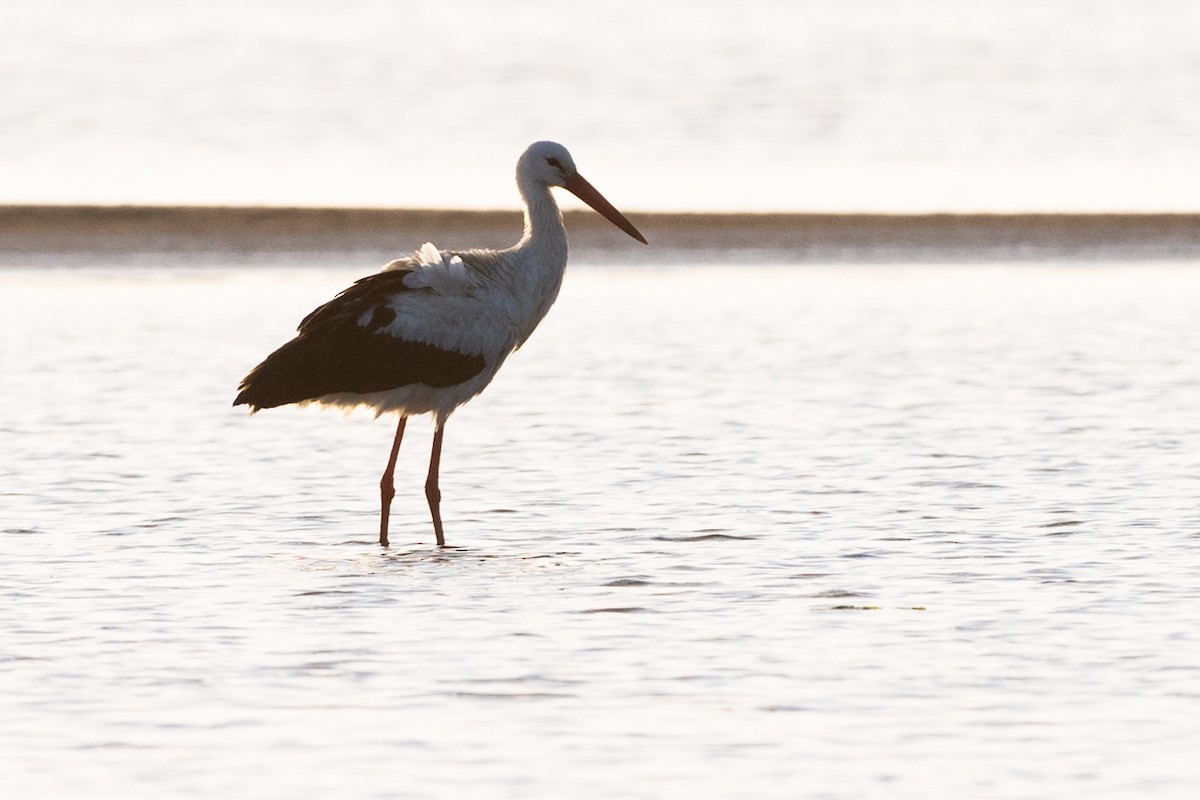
[514,171,568,264]
[497,171,570,347]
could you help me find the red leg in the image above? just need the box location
[425,421,446,546]
[379,416,407,547]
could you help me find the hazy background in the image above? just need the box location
[3,0,1198,212]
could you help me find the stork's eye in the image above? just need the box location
[546,157,563,169]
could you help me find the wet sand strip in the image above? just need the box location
[2,205,1198,265]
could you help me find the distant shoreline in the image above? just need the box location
[2,205,1199,265]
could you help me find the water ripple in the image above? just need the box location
[3,264,1200,799]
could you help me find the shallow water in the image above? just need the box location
[3,260,1200,798]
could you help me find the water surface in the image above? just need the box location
[2,261,1199,797]
[3,0,1200,210]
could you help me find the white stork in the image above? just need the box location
[234,141,648,546]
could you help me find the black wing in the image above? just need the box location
[233,269,486,411]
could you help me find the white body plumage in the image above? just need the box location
[318,234,568,421]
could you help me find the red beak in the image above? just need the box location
[564,173,649,245]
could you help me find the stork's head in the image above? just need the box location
[520,141,578,189]
[517,141,648,245]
